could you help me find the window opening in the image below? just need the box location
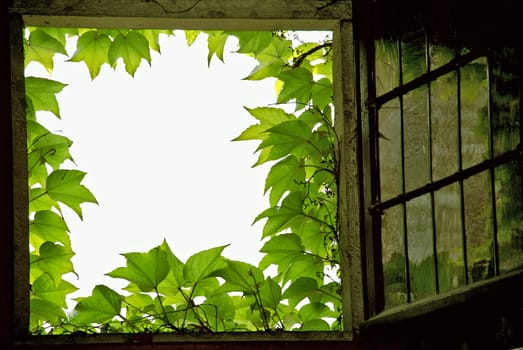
[367,20,522,312]
[23,26,346,337]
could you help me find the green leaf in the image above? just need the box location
[232,107,294,142]
[107,246,170,292]
[260,233,303,259]
[25,77,67,119]
[214,260,265,294]
[276,67,313,107]
[27,119,74,170]
[46,169,98,219]
[184,245,228,284]
[281,254,323,285]
[299,302,337,322]
[299,318,331,331]
[30,210,70,250]
[29,187,60,214]
[24,29,67,72]
[34,241,75,282]
[265,155,306,206]
[259,277,281,310]
[282,277,318,300]
[230,31,273,55]
[254,191,306,238]
[71,285,122,324]
[206,31,229,66]
[185,30,202,46]
[311,77,333,110]
[30,297,66,327]
[108,31,152,76]
[136,29,171,53]
[244,37,292,80]
[31,274,77,308]
[257,119,316,162]
[157,240,185,294]
[68,30,112,80]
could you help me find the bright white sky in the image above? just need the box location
[28,30,330,299]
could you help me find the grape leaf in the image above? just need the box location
[29,210,70,250]
[229,31,272,55]
[259,277,281,310]
[184,245,228,284]
[34,241,75,282]
[232,107,294,142]
[46,169,98,219]
[71,285,122,324]
[108,31,152,76]
[107,246,170,292]
[264,155,306,206]
[244,37,292,80]
[24,29,67,72]
[31,274,77,308]
[276,67,313,107]
[206,31,229,66]
[27,119,74,170]
[68,30,112,79]
[25,77,67,119]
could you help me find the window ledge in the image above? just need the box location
[360,269,523,331]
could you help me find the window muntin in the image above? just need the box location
[367,21,522,311]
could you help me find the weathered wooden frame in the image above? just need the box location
[8,0,366,346]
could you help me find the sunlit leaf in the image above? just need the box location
[24,29,67,72]
[30,210,70,250]
[71,285,122,324]
[214,260,265,294]
[34,241,75,282]
[31,274,77,308]
[265,156,306,206]
[206,31,229,66]
[299,318,331,331]
[276,68,313,107]
[108,31,152,76]
[259,277,281,310]
[68,30,112,79]
[232,107,294,142]
[230,31,272,55]
[46,169,98,219]
[184,245,228,284]
[107,246,170,292]
[244,37,292,80]
[25,77,67,119]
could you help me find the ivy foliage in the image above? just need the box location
[24,27,339,334]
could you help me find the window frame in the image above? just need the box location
[355,0,523,325]
[9,0,363,346]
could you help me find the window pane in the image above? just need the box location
[401,29,427,84]
[434,183,466,292]
[460,57,489,169]
[431,72,459,181]
[464,171,495,282]
[403,86,430,192]
[381,205,407,307]
[379,98,402,201]
[406,194,436,300]
[491,48,520,156]
[375,38,399,96]
[496,161,523,274]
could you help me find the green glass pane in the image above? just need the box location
[496,162,523,274]
[434,183,466,292]
[403,86,430,192]
[401,29,427,84]
[490,48,520,156]
[379,98,402,201]
[406,194,436,300]
[375,38,399,96]
[463,171,495,282]
[431,72,459,181]
[460,57,489,169]
[381,205,407,307]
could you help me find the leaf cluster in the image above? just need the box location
[24,27,341,334]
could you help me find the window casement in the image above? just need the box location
[357,0,523,325]
[8,0,359,347]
